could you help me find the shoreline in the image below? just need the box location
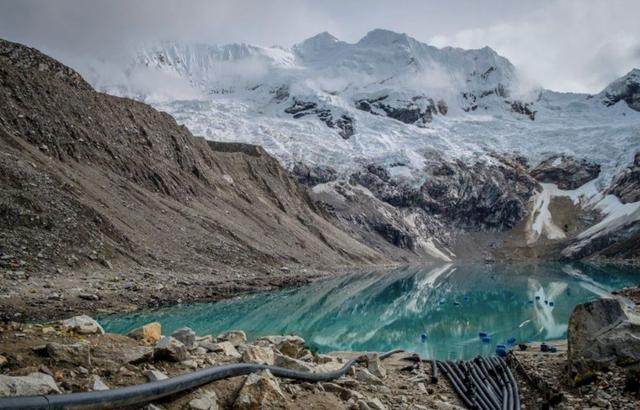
[3,258,638,323]
[0,262,403,322]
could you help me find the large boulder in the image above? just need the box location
[203,341,240,358]
[172,327,196,348]
[241,345,275,365]
[568,298,640,382]
[59,315,104,335]
[273,353,313,372]
[530,155,600,190]
[217,330,246,347]
[0,372,61,396]
[46,341,91,367]
[154,336,189,362]
[127,322,162,343]
[233,370,286,410]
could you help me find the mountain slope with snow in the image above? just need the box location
[89,30,639,187]
[85,29,640,262]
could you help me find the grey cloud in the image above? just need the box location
[0,0,638,93]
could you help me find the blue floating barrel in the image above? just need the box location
[535,296,541,300]
[481,335,492,343]
[479,331,488,338]
[528,300,534,304]
[506,336,517,345]
[420,333,428,343]
[495,344,507,357]
[544,300,548,305]
[453,301,461,306]
[549,301,555,307]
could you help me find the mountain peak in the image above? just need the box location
[357,29,412,47]
[294,31,342,58]
[600,67,640,111]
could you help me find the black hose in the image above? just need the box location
[439,362,474,409]
[493,358,513,410]
[477,357,502,400]
[0,349,403,410]
[468,362,500,410]
[463,362,497,410]
[498,357,520,410]
[431,358,439,384]
[441,361,468,395]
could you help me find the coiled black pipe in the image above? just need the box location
[0,349,403,410]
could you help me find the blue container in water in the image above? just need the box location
[479,331,488,338]
[535,296,541,300]
[549,301,555,307]
[495,344,507,357]
[506,336,517,345]
[420,333,428,343]
[481,335,492,343]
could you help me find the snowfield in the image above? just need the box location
[87,29,639,188]
[84,29,640,258]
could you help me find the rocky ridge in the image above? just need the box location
[0,38,391,320]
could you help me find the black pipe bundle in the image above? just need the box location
[438,356,521,410]
[0,350,404,410]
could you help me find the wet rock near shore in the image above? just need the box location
[568,298,640,379]
[59,315,104,335]
[127,322,162,343]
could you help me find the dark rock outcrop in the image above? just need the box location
[418,157,536,230]
[601,68,640,112]
[349,156,536,231]
[285,99,354,139]
[568,298,640,384]
[508,100,536,120]
[355,95,441,126]
[607,152,640,203]
[291,162,337,187]
[530,155,601,190]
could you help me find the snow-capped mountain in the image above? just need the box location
[90,29,639,185]
[86,29,640,262]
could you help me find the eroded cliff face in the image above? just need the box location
[0,39,385,280]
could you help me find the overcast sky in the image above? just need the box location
[1,0,639,93]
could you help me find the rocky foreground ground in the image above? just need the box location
[1,288,640,410]
[0,316,464,409]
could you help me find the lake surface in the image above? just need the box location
[100,262,640,360]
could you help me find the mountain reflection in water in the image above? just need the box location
[101,262,640,360]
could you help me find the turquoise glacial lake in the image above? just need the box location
[100,262,640,360]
